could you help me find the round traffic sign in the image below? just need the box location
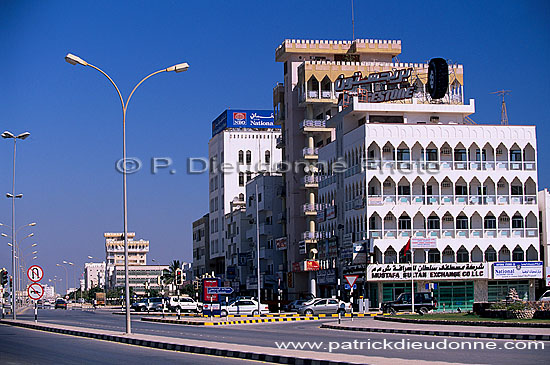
[27,265,44,282]
[28,282,44,301]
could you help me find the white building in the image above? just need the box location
[104,232,149,289]
[207,109,282,278]
[539,189,550,290]
[316,66,541,308]
[192,214,210,278]
[111,265,168,295]
[84,262,106,290]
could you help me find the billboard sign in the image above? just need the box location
[367,263,488,281]
[411,238,437,250]
[203,278,220,302]
[275,237,287,250]
[212,109,280,137]
[493,262,543,279]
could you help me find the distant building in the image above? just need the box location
[104,232,149,289]
[84,262,105,290]
[192,214,210,278]
[111,265,168,295]
[224,198,251,293]
[43,284,55,299]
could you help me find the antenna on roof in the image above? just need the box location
[490,90,511,125]
[351,0,355,41]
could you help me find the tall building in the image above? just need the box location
[192,214,210,278]
[208,109,282,278]
[84,262,105,290]
[274,39,400,297]
[224,198,251,293]
[104,232,149,289]
[244,173,286,300]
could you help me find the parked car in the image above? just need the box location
[220,299,269,316]
[131,297,167,312]
[381,292,437,314]
[297,298,351,315]
[54,298,68,310]
[168,296,203,313]
[283,299,308,312]
[538,290,550,302]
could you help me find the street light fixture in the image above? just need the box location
[2,130,31,320]
[66,53,189,334]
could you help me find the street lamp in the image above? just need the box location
[66,53,189,334]
[56,264,69,295]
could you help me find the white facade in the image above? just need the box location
[84,262,105,290]
[208,126,282,272]
[539,189,550,286]
[111,265,168,295]
[104,232,149,289]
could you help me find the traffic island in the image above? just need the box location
[141,315,320,325]
[320,318,550,341]
[373,314,550,328]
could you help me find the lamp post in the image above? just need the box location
[66,53,189,334]
[56,264,69,295]
[1,221,35,316]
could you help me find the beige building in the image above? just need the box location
[104,232,149,289]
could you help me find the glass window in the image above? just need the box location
[512,216,524,229]
[246,150,252,164]
[511,185,523,195]
[238,150,244,164]
[396,148,410,161]
[457,248,469,263]
[398,185,410,195]
[426,149,438,161]
[455,185,467,195]
[510,150,522,162]
[428,249,440,263]
[485,247,497,262]
[456,216,468,229]
[239,173,244,187]
[488,281,529,302]
[427,216,440,229]
[512,247,524,261]
[484,216,497,229]
[454,148,467,161]
[265,151,270,164]
[398,216,411,230]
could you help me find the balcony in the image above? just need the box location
[302,147,319,159]
[302,175,320,188]
[300,119,332,133]
[302,231,320,243]
[365,159,536,172]
[384,229,397,238]
[302,203,318,216]
[299,89,338,105]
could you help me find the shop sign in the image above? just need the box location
[335,68,415,103]
[318,268,337,285]
[353,196,365,210]
[353,242,366,265]
[226,266,237,280]
[546,267,550,287]
[368,196,383,206]
[341,246,353,259]
[326,205,336,220]
[317,209,326,222]
[411,238,437,250]
[275,237,287,250]
[292,262,301,272]
[343,233,353,246]
[493,262,543,279]
[367,263,488,281]
[299,241,306,254]
[212,109,279,137]
[304,260,320,271]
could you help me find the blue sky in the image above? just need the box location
[0,0,548,287]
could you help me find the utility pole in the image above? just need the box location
[491,90,511,125]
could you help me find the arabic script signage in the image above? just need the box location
[212,109,279,137]
[367,263,488,281]
[493,262,543,279]
[335,69,415,103]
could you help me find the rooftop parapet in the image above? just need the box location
[275,39,401,62]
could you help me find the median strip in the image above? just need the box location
[141,316,320,325]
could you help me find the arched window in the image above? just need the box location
[265,150,270,164]
[512,246,524,261]
[428,249,440,263]
[457,247,469,263]
[246,171,252,182]
[238,193,244,201]
[238,150,244,165]
[485,246,497,262]
[238,172,244,187]
[246,150,252,164]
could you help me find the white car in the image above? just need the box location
[168,296,203,312]
[220,299,269,316]
[539,290,550,302]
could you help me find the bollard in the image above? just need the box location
[338,312,341,324]
[34,301,38,323]
[177,307,181,320]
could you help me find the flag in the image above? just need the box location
[403,238,411,255]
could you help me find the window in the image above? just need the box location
[454,148,467,161]
[455,185,467,195]
[510,150,522,162]
[246,171,252,182]
[457,248,469,263]
[427,216,440,229]
[484,216,497,229]
[238,193,244,201]
[396,148,410,161]
[511,185,523,195]
[512,215,524,229]
[267,239,273,249]
[246,150,252,164]
[397,185,410,195]
[428,249,440,263]
[258,192,262,202]
[238,150,244,164]
[426,149,438,161]
[485,247,497,262]
[398,216,411,230]
[456,216,468,229]
[265,151,270,164]
[512,247,524,261]
[239,173,244,187]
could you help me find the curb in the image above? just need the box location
[141,316,320,325]
[0,320,358,365]
[320,324,550,341]
[373,316,550,328]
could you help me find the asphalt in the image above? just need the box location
[7,307,550,364]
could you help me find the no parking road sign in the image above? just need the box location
[28,283,44,301]
[27,265,44,282]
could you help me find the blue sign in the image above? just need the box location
[212,109,279,137]
[207,287,234,295]
[226,266,237,280]
[344,284,357,290]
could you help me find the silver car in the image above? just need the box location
[297,298,352,315]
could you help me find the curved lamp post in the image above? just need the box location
[65,53,189,334]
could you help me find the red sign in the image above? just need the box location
[27,282,44,301]
[344,275,359,288]
[27,265,44,282]
[292,262,301,272]
[203,278,219,302]
[305,260,320,271]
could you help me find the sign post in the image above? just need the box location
[344,275,358,318]
[27,265,44,323]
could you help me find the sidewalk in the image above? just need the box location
[0,319,466,365]
[321,317,550,341]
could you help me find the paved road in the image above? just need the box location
[11,308,550,364]
[0,322,256,365]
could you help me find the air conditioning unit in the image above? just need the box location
[497,182,505,188]
[384,215,394,221]
[442,182,451,188]
[496,149,503,155]
[443,216,454,222]
[383,147,392,153]
[500,216,510,222]
[441,148,451,155]
[443,248,454,255]
[383,181,392,187]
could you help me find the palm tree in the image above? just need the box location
[162,260,181,285]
